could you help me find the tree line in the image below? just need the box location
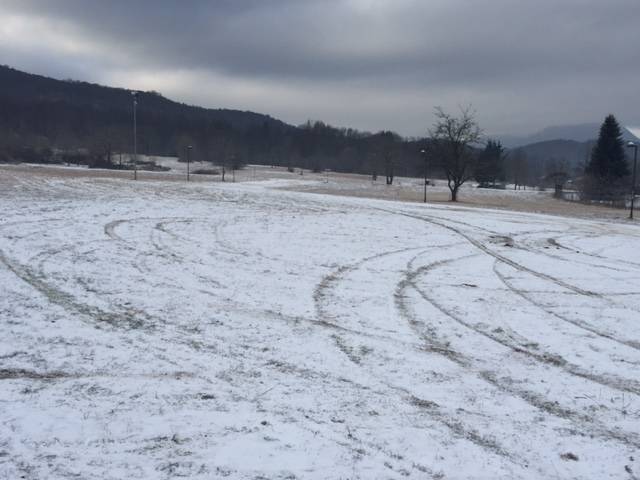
[1,65,635,203]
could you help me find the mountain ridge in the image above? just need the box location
[500,122,640,148]
[0,64,291,132]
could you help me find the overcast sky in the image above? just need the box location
[1,0,639,136]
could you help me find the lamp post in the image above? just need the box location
[187,145,192,182]
[420,148,428,203]
[232,156,236,183]
[627,141,638,219]
[132,91,138,180]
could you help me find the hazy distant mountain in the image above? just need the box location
[501,123,640,148]
[510,139,594,173]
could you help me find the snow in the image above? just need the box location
[1,166,640,479]
[146,155,212,174]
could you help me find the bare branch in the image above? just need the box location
[429,105,483,201]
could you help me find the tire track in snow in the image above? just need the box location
[392,208,640,316]
[547,235,640,273]
[395,251,640,450]
[492,260,640,351]
[103,215,272,296]
[0,217,69,241]
[220,302,429,352]
[313,244,434,363]
[382,208,599,297]
[105,216,190,243]
[160,216,274,261]
[400,210,640,340]
[401,207,640,347]
[378,208,640,394]
[312,245,528,465]
[553,222,640,266]
[0,248,150,330]
[313,245,433,321]
[2,216,152,330]
[151,221,185,262]
[409,257,640,397]
[104,216,192,275]
[104,219,129,242]
[519,236,639,274]
[262,359,445,477]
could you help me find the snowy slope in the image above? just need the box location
[1,167,639,479]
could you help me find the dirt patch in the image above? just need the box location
[560,452,579,461]
[0,368,71,380]
[489,235,515,247]
[285,177,635,222]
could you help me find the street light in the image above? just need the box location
[420,148,428,203]
[132,91,138,180]
[186,145,192,182]
[232,155,236,182]
[627,141,638,219]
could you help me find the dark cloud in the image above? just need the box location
[2,0,639,135]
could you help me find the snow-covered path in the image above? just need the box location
[1,168,640,479]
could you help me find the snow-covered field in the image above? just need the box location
[1,166,640,479]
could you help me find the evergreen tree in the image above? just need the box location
[475,139,505,187]
[586,114,629,180]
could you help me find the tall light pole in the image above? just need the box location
[420,148,428,203]
[627,141,638,219]
[187,145,192,182]
[132,91,138,180]
[232,155,236,183]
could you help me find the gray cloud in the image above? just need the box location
[1,0,639,136]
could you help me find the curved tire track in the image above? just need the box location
[312,244,528,464]
[395,251,640,450]
[409,257,640,397]
[383,208,599,297]
[0,248,150,330]
[492,260,640,351]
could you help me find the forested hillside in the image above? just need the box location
[1,65,616,187]
[0,65,428,176]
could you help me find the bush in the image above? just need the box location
[192,168,220,175]
[0,145,56,164]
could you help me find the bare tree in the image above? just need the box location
[385,154,394,185]
[372,131,399,185]
[429,106,482,202]
[509,148,529,190]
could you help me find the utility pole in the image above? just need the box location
[132,91,138,180]
[627,142,638,219]
[187,145,192,182]
[420,148,428,203]
[232,155,236,182]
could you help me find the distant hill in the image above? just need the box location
[0,64,296,161]
[510,139,593,174]
[501,123,640,148]
[0,65,429,176]
[0,64,290,132]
